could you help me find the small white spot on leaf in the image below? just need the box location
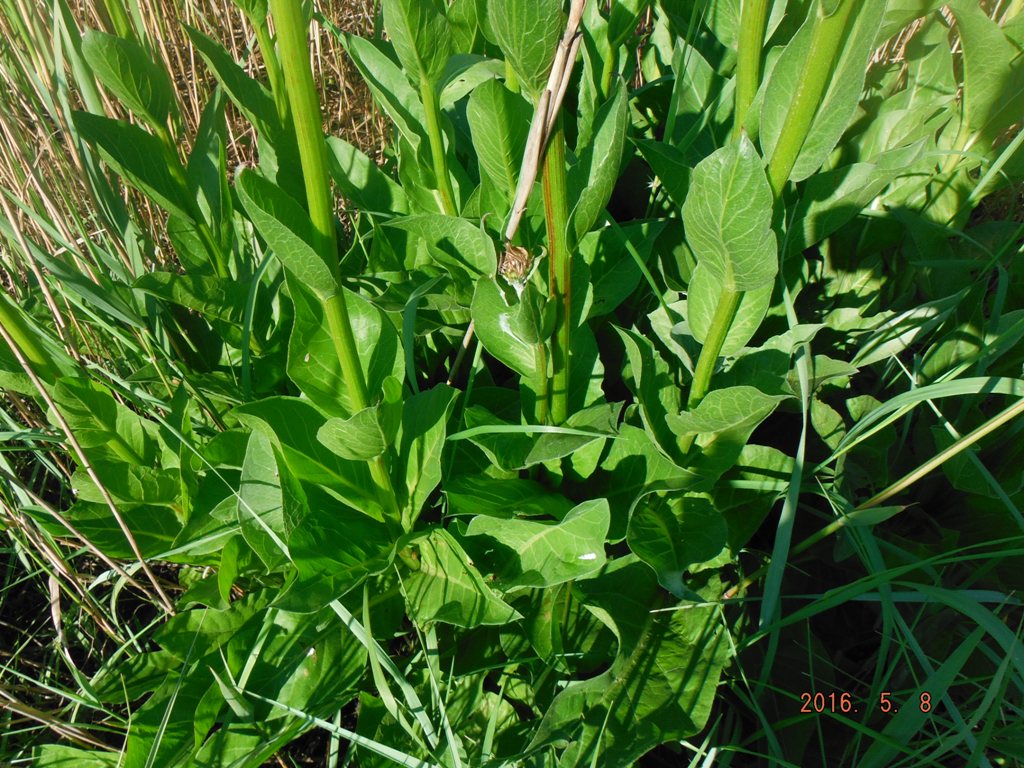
[578,552,597,561]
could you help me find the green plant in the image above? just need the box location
[2,0,1024,765]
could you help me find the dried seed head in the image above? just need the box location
[498,243,539,287]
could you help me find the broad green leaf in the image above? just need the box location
[445,475,575,519]
[607,0,649,45]
[32,746,121,767]
[318,385,400,461]
[134,272,249,326]
[522,586,567,669]
[236,168,338,299]
[227,607,367,722]
[71,463,180,508]
[531,559,728,764]
[154,590,271,660]
[90,650,179,704]
[121,666,216,766]
[192,726,294,767]
[439,55,504,108]
[401,527,520,627]
[635,138,691,207]
[948,0,1024,154]
[395,384,459,521]
[82,30,175,129]
[466,499,609,589]
[470,277,544,377]
[582,220,665,319]
[167,214,214,274]
[72,112,191,218]
[49,377,154,466]
[218,535,244,604]
[327,137,409,214]
[46,500,181,559]
[387,214,497,277]
[461,401,621,472]
[687,267,773,353]
[627,494,730,597]
[877,0,946,43]
[489,0,563,94]
[383,0,452,84]
[185,24,277,132]
[189,91,233,247]
[597,425,703,540]
[667,385,786,479]
[788,141,927,255]
[238,430,289,570]
[570,80,629,241]
[681,135,777,292]
[615,325,683,462]
[668,386,784,435]
[448,0,480,52]
[287,486,393,589]
[467,79,532,200]
[714,444,792,551]
[342,35,428,154]
[233,397,384,519]
[287,281,404,419]
[760,2,886,181]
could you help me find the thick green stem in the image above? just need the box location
[766,0,858,196]
[269,0,336,263]
[542,115,572,425]
[688,288,741,410]
[680,287,741,456]
[599,40,617,101]
[420,76,457,215]
[323,293,371,412]
[325,294,395,517]
[733,0,770,140]
[270,0,397,517]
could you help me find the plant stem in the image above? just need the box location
[420,76,457,215]
[680,287,740,456]
[253,18,289,127]
[534,343,549,426]
[687,287,741,410]
[270,0,397,517]
[733,0,770,140]
[766,0,857,196]
[599,40,617,101]
[542,114,571,425]
[99,0,132,39]
[268,0,336,264]
[322,294,370,413]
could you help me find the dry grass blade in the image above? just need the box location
[0,320,176,615]
[0,683,111,750]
